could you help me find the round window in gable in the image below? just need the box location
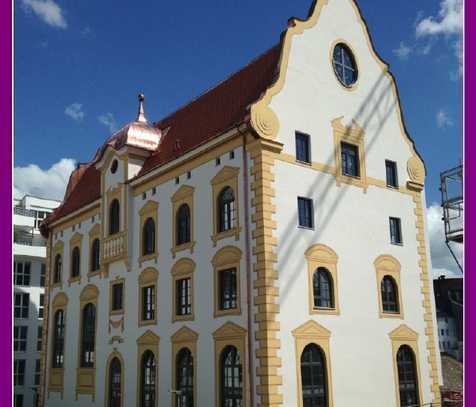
[332,43,358,88]
[110,159,118,174]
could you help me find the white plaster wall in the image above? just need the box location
[267,0,438,405]
[46,146,251,407]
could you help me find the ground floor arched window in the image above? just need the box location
[301,343,327,407]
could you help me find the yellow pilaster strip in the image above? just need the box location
[249,138,283,407]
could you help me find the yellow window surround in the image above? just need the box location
[171,326,198,407]
[213,322,247,407]
[210,166,241,246]
[76,284,99,400]
[389,325,423,407]
[136,330,160,407]
[138,200,159,267]
[109,277,125,317]
[171,258,195,322]
[374,255,404,319]
[138,267,158,327]
[292,320,334,407]
[304,244,340,316]
[171,185,196,258]
[332,117,368,192]
[68,232,83,285]
[212,246,242,318]
[48,292,68,398]
[88,223,101,278]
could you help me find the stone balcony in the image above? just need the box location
[103,231,127,263]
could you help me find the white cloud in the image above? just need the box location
[21,0,67,29]
[393,42,412,60]
[98,113,117,132]
[416,0,463,37]
[14,158,76,201]
[64,103,84,122]
[436,109,454,128]
[426,203,463,278]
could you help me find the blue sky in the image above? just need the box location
[14,0,463,275]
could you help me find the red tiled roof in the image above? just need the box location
[42,44,282,231]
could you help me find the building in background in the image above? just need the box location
[14,195,60,407]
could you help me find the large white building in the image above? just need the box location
[40,1,442,406]
[14,195,60,407]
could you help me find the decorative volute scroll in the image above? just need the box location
[250,100,280,139]
[407,156,426,191]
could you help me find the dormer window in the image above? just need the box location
[109,199,120,235]
[110,159,118,174]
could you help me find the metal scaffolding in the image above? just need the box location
[440,165,463,273]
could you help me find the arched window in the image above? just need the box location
[108,357,122,407]
[140,351,156,407]
[91,238,100,272]
[301,344,327,407]
[52,309,65,368]
[54,254,62,284]
[220,346,242,407]
[218,187,235,233]
[381,276,399,313]
[313,268,334,309]
[142,217,156,256]
[71,246,81,278]
[80,303,96,368]
[109,199,120,235]
[176,204,191,245]
[397,345,419,407]
[176,348,193,407]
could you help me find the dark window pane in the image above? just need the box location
[176,348,193,407]
[71,247,81,277]
[54,255,62,283]
[141,351,156,407]
[109,357,122,407]
[112,284,123,311]
[381,276,399,313]
[176,278,192,316]
[219,268,238,310]
[386,160,398,187]
[296,132,311,163]
[52,310,65,368]
[142,286,155,321]
[40,263,46,287]
[313,268,334,309]
[341,142,359,177]
[390,217,403,244]
[332,43,358,87]
[91,239,101,272]
[220,346,243,407]
[176,204,191,245]
[143,218,156,255]
[218,187,235,233]
[81,304,96,368]
[300,344,327,407]
[109,199,120,235]
[397,346,419,407]
[298,198,313,228]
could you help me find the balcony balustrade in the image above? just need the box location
[103,232,127,262]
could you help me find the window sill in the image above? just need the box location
[139,319,157,327]
[110,309,124,317]
[297,225,314,231]
[87,270,101,279]
[379,311,403,319]
[211,227,241,246]
[310,307,340,315]
[214,307,241,318]
[138,252,158,267]
[68,276,81,286]
[295,159,312,166]
[172,313,194,323]
[171,241,196,259]
[390,242,404,247]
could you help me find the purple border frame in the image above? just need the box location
[0,0,12,404]
[0,0,471,405]
[465,0,472,404]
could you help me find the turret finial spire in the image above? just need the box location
[137,92,147,123]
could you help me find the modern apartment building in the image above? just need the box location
[14,195,60,407]
[40,1,442,406]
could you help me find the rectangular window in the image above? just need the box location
[385,160,398,187]
[176,278,192,316]
[389,217,403,245]
[40,264,46,287]
[142,285,155,321]
[14,293,29,319]
[295,132,311,163]
[14,326,28,351]
[14,262,31,286]
[14,394,23,407]
[37,326,43,351]
[341,142,360,177]
[14,360,26,386]
[34,359,41,385]
[111,283,124,312]
[38,294,44,319]
[298,197,314,229]
[219,268,238,310]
